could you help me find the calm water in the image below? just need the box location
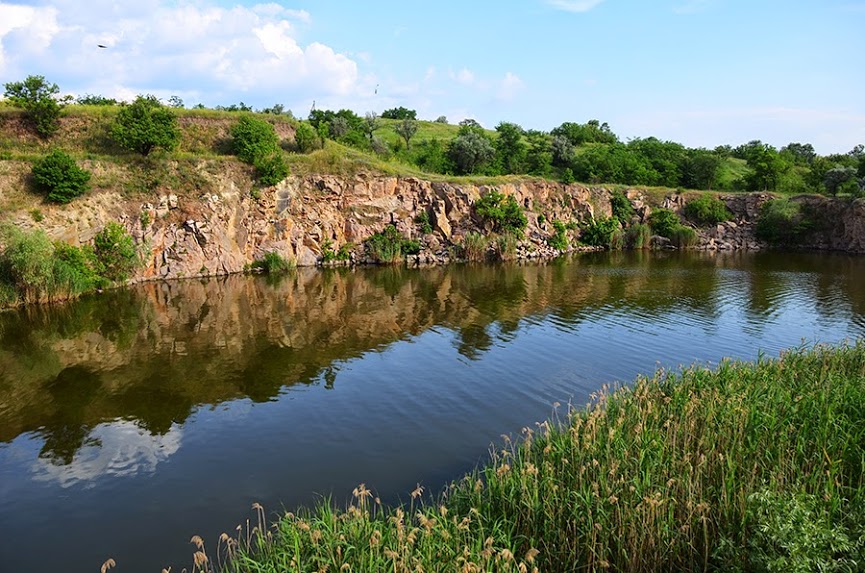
[1,251,864,573]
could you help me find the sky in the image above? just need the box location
[0,0,862,154]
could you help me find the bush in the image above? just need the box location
[579,216,618,247]
[610,191,635,224]
[683,194,732,225]
[31,150,91,203]
[729,490,864,573]
[364,225,419,264]
[0,227,100,304]
[648,208,681,238]
[320,241,353,263]
[415,211,433,234]
[52,242,101,294]
[756,199,814,245]
[251,251,294,273]
[626,223,651,249]
[93,222,138,282]
[112,95,180,155]
[293,122,320,153]
[0,226,55,301]
[3,75,65,138]
[548,220,568,250]
[231,116,281,164]
[474,191,528,237]
[253,153,289,186]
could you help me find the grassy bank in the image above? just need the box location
[197,343,865,573]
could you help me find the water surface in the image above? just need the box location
[1,251,864,572]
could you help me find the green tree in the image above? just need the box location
[744,144,787,192]
[363,111,380,142]
[93,222,138,282]
[780,142,816,165]
[681,149,721,190]
[525,130,553,176]
[494,122,527,174]
[111,95,180,155]
[551,120,618,146]
[550,135,575,168]
[381,107,417,120]
[31,150,91,204]
[293,122,320,153]
[824,166,858,196]
[395,118,419,150]
[76,94,118,106]
[3,75,66,138]
[448,132,495,174]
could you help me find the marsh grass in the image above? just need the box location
[192,343,865,573]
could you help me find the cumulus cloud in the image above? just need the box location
[546,0,607,13]
[0,2,60,73]
[0,1,359,108]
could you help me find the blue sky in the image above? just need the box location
[0,0,862,153]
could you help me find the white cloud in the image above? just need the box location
[0,2,60,73]
[546,0,606,13]
[0,1,359,107]
[452,67,475,86]
[497,72,525,101]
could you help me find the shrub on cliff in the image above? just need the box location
[112,95,180,156]
[684,194,732,225]
[231,116,289,186]
[93,222,138,282]
[364,225,419,264]
[31,150,91,204]
[648,208,681,237]
[579,216,618,248]
[474,191,527,237]
[231,116,281,163]
[756,199,814,245]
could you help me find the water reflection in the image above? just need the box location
[2,251,865,473]
[2,251,865,573]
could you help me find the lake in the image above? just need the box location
[1,251,864,573]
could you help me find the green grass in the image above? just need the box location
[201,343,865,573]
[715,157,749,192]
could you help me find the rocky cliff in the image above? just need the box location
[4,170,865,283]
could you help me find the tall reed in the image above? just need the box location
[198,344,865,573]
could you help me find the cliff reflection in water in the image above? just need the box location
[2,250,865,474]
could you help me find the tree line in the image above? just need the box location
[4,75,864,197]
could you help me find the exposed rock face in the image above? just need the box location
[7,175,611,281]
[7,172,865,284]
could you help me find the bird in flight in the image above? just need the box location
[97,44,107,48]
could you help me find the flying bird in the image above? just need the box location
[97,44,107,48]
[374,84,379,95]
